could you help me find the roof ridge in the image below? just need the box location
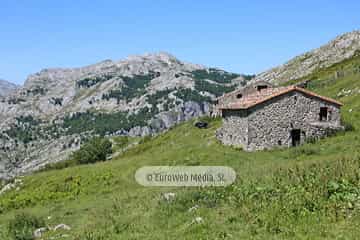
[220,85,343,110]
[293,86,343,106]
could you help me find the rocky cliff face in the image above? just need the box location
[0,79,18,97]
[253,30,360,84]
[0,52,249,179]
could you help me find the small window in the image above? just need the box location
[319,107,328,121]
[236,93,243,99]
[294,96,297,102]
[257,85,268,91]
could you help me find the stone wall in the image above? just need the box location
[247,91,341,151]
[216,109,248,148]
[217,91,342,151]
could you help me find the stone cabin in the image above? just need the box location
[216,84,343,151]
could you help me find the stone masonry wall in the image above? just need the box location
[217,91,342,151]
[246,91,341,151]
[216,109,248,148]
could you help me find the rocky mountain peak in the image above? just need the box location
[127,52,177,62]
[23,52,204,89]
[330,30,360,48]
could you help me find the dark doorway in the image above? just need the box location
[291,129,301,146]
[319,107,328,121]
[236,93,243,99]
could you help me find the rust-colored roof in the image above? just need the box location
[216,80,273,100]
[216,88,242,100]
[219,85,343,110]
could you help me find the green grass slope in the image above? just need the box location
[1,55,360,239]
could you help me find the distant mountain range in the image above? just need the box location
[1,30,360,179]
[0,79,18,97]
[0,52,251,178]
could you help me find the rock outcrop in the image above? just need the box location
[253,30,360,84]
[0,79,18,97]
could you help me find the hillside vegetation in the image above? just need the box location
[1,55,360,239]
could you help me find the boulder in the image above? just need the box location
[54,224,71,231]
[162,192,176,202]
[33,227,47,238]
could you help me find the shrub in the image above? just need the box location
[191,68,240,84]
[101,73,155,102]
[174,88,212,103]
[113,136,129,148]
[62,109,154,136]
[5,126,34,144]
[71,137,113,165]
[139,135,152,144]
[42,137,113,171]
[8,213,44,240]
[146,89,172,106]
[77,74,114,88]
[194,79,235,97]
[341,117,355,132]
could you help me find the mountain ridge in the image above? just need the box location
[253,30,360,84]
[0,52,248,179]
[0,79,18,97]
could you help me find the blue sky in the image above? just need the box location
[0,0,359,84]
